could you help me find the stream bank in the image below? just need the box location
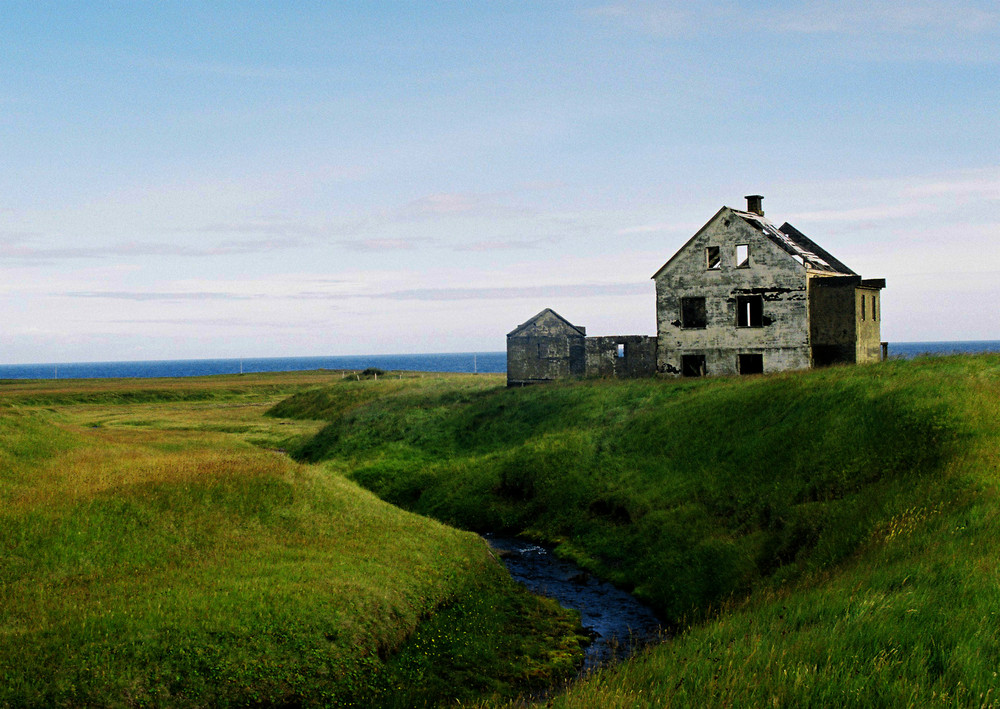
[485,535,664,672]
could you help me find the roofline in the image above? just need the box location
[650,206,730,280]
[860,278,886,289]
[777,222,857,276]
[506,307,586,338]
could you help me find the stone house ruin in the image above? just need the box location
[506,309,587,386]
[507,195,885,385]
[506,309,657,386]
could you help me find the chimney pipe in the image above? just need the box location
[745,194,764,216]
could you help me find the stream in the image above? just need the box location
[485,535,664,672]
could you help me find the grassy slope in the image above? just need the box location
[273,356,1000,706]
[0,372,584,707]
[543,357,1000,708]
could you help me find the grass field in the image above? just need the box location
[7,356,1000,706]
[0,371,585,707]
[272,355,1000,707]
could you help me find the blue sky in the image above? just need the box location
[2,1,998,363]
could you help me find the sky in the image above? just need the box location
[1,1,998,364]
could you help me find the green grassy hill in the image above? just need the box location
[0,372,584,708]
[272,356,1000,706]
[6,356,999,706]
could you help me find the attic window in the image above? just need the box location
[616,343,625,358]
[737,295,763,328]
[736,244,749,268]
[681,297,707,329]
[706,246,721,270]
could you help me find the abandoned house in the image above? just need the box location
[507,195,885,385]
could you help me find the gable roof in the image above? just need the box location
[651,205,856,279]
[650,206,729,279]
[734,210,856,275]
[507,308,586,338]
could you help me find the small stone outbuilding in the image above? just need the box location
[506,310,657,386]
[506,309,586,386]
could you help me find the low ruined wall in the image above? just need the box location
[585,336,657,378]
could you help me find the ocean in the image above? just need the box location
[0,342,997,381]
[0,352,506,381]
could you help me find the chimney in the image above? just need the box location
[745,194,764,216]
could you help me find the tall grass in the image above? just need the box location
[276,360,970,621]
[0,371,584,707]
[275,357,1000,706]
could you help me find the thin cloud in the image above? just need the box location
[105,317,335,327]
[338,237,437,252]
[453,237,559,252]
[904,173,1000,199]
[616,222,673,236]
[771,1,1000,36]
[393,192,533,221]
[375,283,650,301]
[400,193,485,217]
[138,56,299,81]
[584,0,1000,58]
[192,221,323,236]
[1,236,308,261]
[786,204,917,224]
[64,289,350,302]
[583,2,703,35]
[65,291,261,302]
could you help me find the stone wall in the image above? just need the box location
[584,336,657,378]
[506,309,587,386]
[654,209,811,376]
[809,275,860,366]
[507,334,585,386]
[856,285,883,363]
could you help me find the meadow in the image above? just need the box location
[5,355,1000,706]
[0,371,585,707]
[272,355,1000,707]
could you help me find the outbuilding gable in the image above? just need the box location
[507,308,586,338]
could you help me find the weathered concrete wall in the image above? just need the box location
[506,309,586,386]
[809,274,860,366]
[507,336,585,385]
[856,287,883,363]
[654,208,811,376]
[585,336,657,378]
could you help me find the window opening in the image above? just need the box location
[706,246,721,270]
[681,354,707,377]
[872,295,877,321]
[616,343,625,358]
[736,244,749,268]
[739,354,764,375]
[861,295,866,321]
[681,297,707,329]
[736,295,763,327]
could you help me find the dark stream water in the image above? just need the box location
[485,535,663,672]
